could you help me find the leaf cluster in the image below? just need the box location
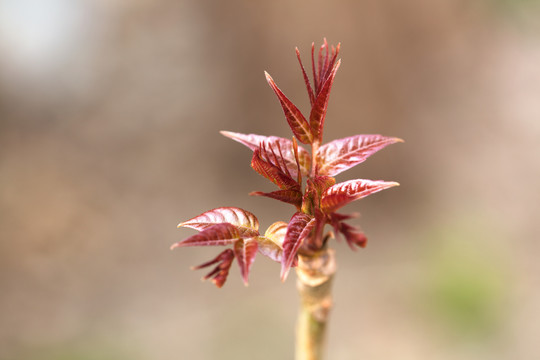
[172,40,402,287]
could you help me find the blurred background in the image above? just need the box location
[1,0,539,359]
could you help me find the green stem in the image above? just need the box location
[295,248,336,360]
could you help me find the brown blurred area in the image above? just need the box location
[1,0,540,359]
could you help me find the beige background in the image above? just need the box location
[1,0,540,359]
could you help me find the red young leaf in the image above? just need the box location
[310,176,336,198]
[295,47,315,105]
[281,213,316,281]
[265,71,313,144]
[309,40,340,95]
[330,212,359,223]
[171,223,243,248]
[234,238,259,286]
[256,221,288,263]
[338,222,367,250]
[321,179,399,213]
[311,42,318,94]
[219,131,268,151]
[328,213,364,248]
[191,249,235,288]
[309,59,340,142]
[264,221,288,246]
[250,189,302,207]
[259,141,294,179]
[317,135,404,176]
[251,148,300,191]
[318,43,340,90]
[316,41,326,93]
[257,237,284,263]
[220,131,311,176]
[178,207,259,236]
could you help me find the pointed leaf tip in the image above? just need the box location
[264,71,313,144]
